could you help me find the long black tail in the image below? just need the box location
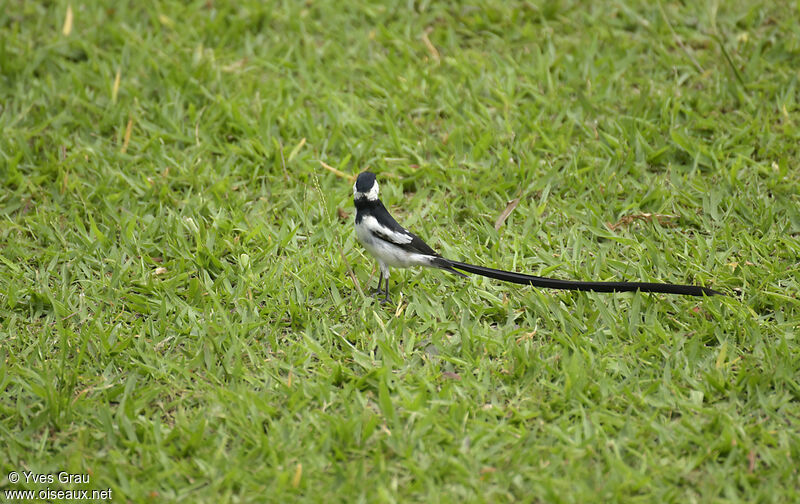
[448,261,722,297]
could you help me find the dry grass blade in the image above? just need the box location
[748,451,757,473]
[320,160,355,182]
[494,197,520,230]
[62,5,73,36]
[607,213,677,230]
[421,28,440,63]
[338,240,363,296]
[292,463,302,488]
[112,69,121,103]
[121,117,134,153]
[288,137,306,162]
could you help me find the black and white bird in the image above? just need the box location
[352,171,721,302]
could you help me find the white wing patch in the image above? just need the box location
[362,215,413,245]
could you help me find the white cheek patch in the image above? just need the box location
[366,181,379,201]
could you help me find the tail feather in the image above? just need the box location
[430,256,469,278]
[448,260,722,297]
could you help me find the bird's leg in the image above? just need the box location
[381,272,391,304]
[370,273,384,298]
[372,262,392,304]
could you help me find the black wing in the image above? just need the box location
[371,203,441,256]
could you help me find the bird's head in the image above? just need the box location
[353,171,379,202]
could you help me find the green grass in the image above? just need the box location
[2,0,800,501]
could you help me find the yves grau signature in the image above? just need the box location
[5,471,112,501]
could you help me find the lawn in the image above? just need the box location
[2,0,799,502]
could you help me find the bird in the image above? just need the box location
[352,171,722,303]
